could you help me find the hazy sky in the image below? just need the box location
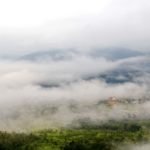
[0,0,110,27]
[0,0,150,58]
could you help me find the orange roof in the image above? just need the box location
[108,100,117,105]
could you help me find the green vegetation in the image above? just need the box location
[0,131,39,150]
[1,118,150,150]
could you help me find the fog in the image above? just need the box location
[117,143,150,150]
[0,52,148,132]
[0,2,150,145]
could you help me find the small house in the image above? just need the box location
[109,97,116,100]
[107,97,117,105]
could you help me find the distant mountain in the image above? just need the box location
[18,48,148,86]
[18,49,78,61]
[88,48,144,61]
[83,66,143,84]
[85,54,150,84]
[19,48,144,61]
[18,48,144,61]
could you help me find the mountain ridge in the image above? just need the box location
[18,48,145,61]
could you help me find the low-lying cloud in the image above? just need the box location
[0,53,149,131]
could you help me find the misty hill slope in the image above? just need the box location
[18,49,78,61]
[18,48,148,86]
[83,66,143,84]
[89,48,144,61]
[18,48,144,61]
[85,55,150,84]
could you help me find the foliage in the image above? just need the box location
[0,131,40,150]
[0,123,149,150]
[1,115,150,149]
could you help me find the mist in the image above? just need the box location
[0,1,150,144]
[0,52,148,132]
